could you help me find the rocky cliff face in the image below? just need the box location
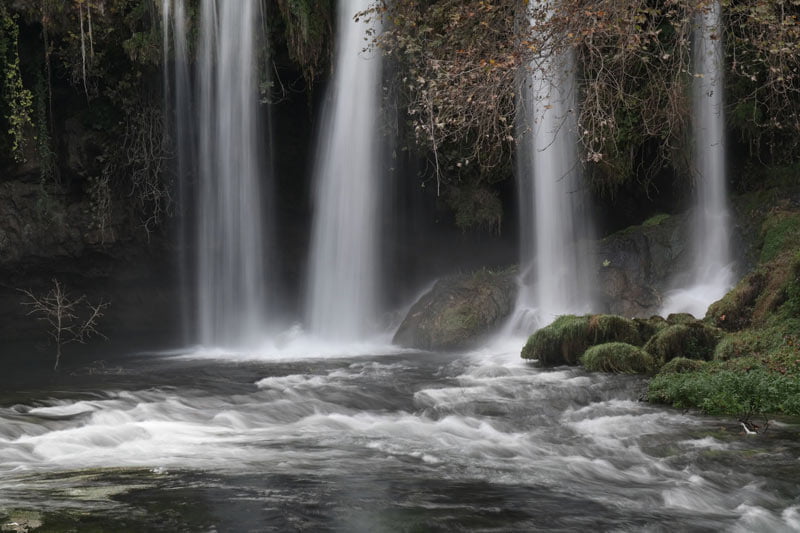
[0,175,179,354]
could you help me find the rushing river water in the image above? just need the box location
[1,342,799,532]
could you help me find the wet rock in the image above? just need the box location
[594,212,690,317]
[393,268,517,351]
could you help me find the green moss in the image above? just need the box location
[521,315,590,366]
[521,314,643,366]
[642,213,670,227]
[643,323,723,364]
[581,342,655,374]
[439,306,479,333]
[713,328,785,360]
[706,269,766,330]
[660,357,707,374]
[588,314,643,346]
[760,211,800,263]
[633,316,669,340]
[666,313,697,325]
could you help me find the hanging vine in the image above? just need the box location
[0,4,34,162]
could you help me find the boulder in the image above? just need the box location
[393,269,516,351]
[594,212,690,317]
[580,342,656,374]
[521,314,644,366]
[643,322,724,364]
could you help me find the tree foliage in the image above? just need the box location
[274,0,333,86]
[0,3,33,162]
[363,0,800,199]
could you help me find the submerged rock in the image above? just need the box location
[393,268,516,351]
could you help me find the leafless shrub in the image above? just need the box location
[19,278,109,370]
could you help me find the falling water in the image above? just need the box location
[662,1,732,317]
[514,7,594,331]
[306,0,384,341]
[162,0,195,343]
[163,0,268,347]
[195,0,269,347]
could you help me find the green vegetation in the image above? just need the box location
[650,205,800,419]
[0,4,33,162]
[521,197,800,422]
[643,323,723,364]
[274,0,333,86]
[581,342,655,374]
[760,211,800,263]
[659,357,706,374]
[642,213,670,227]
[521,314,643,366]
[648,363,800,418]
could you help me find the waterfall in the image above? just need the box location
[305,0,384,341]
[164,0,272,348]
[514,7,594,331]
[163,0,195,343]
[662,1,732,317]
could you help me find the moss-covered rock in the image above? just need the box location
[760,210,800,264]
[633,315,669,341]
[643,322,724,364]
[393,268,517,351]
[521,314,643,366]
[660,357,707,374]
[521,315,590,366]
[580,342,655,374]
[706,269,767,331]
[646,186,800,418]
[666,313,697,325]
[713,328,785,361]
[706,249,800,331]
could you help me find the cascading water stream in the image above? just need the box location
[305,0,384,342]
[162,0,194,343]
[513,6,594,332]
[662,1,733,317]
[163,0,272,348]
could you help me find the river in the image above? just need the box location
[1,341,799,531]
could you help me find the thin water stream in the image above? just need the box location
[516,5,595,331]
[1,345,799,531]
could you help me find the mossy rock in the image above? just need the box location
[760,209,800,263]
[521,314,643,366]
[643,322,724,364]
[660,357,707,374]
[587,314,643,345]
[666,313,697,325]
[713,328,784,361]
[633,315,669,341]
[521,315,590,366]
[708,250,800,331]
[393,268,517,351]
[580,342,655,374]
[706,269,767,331]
